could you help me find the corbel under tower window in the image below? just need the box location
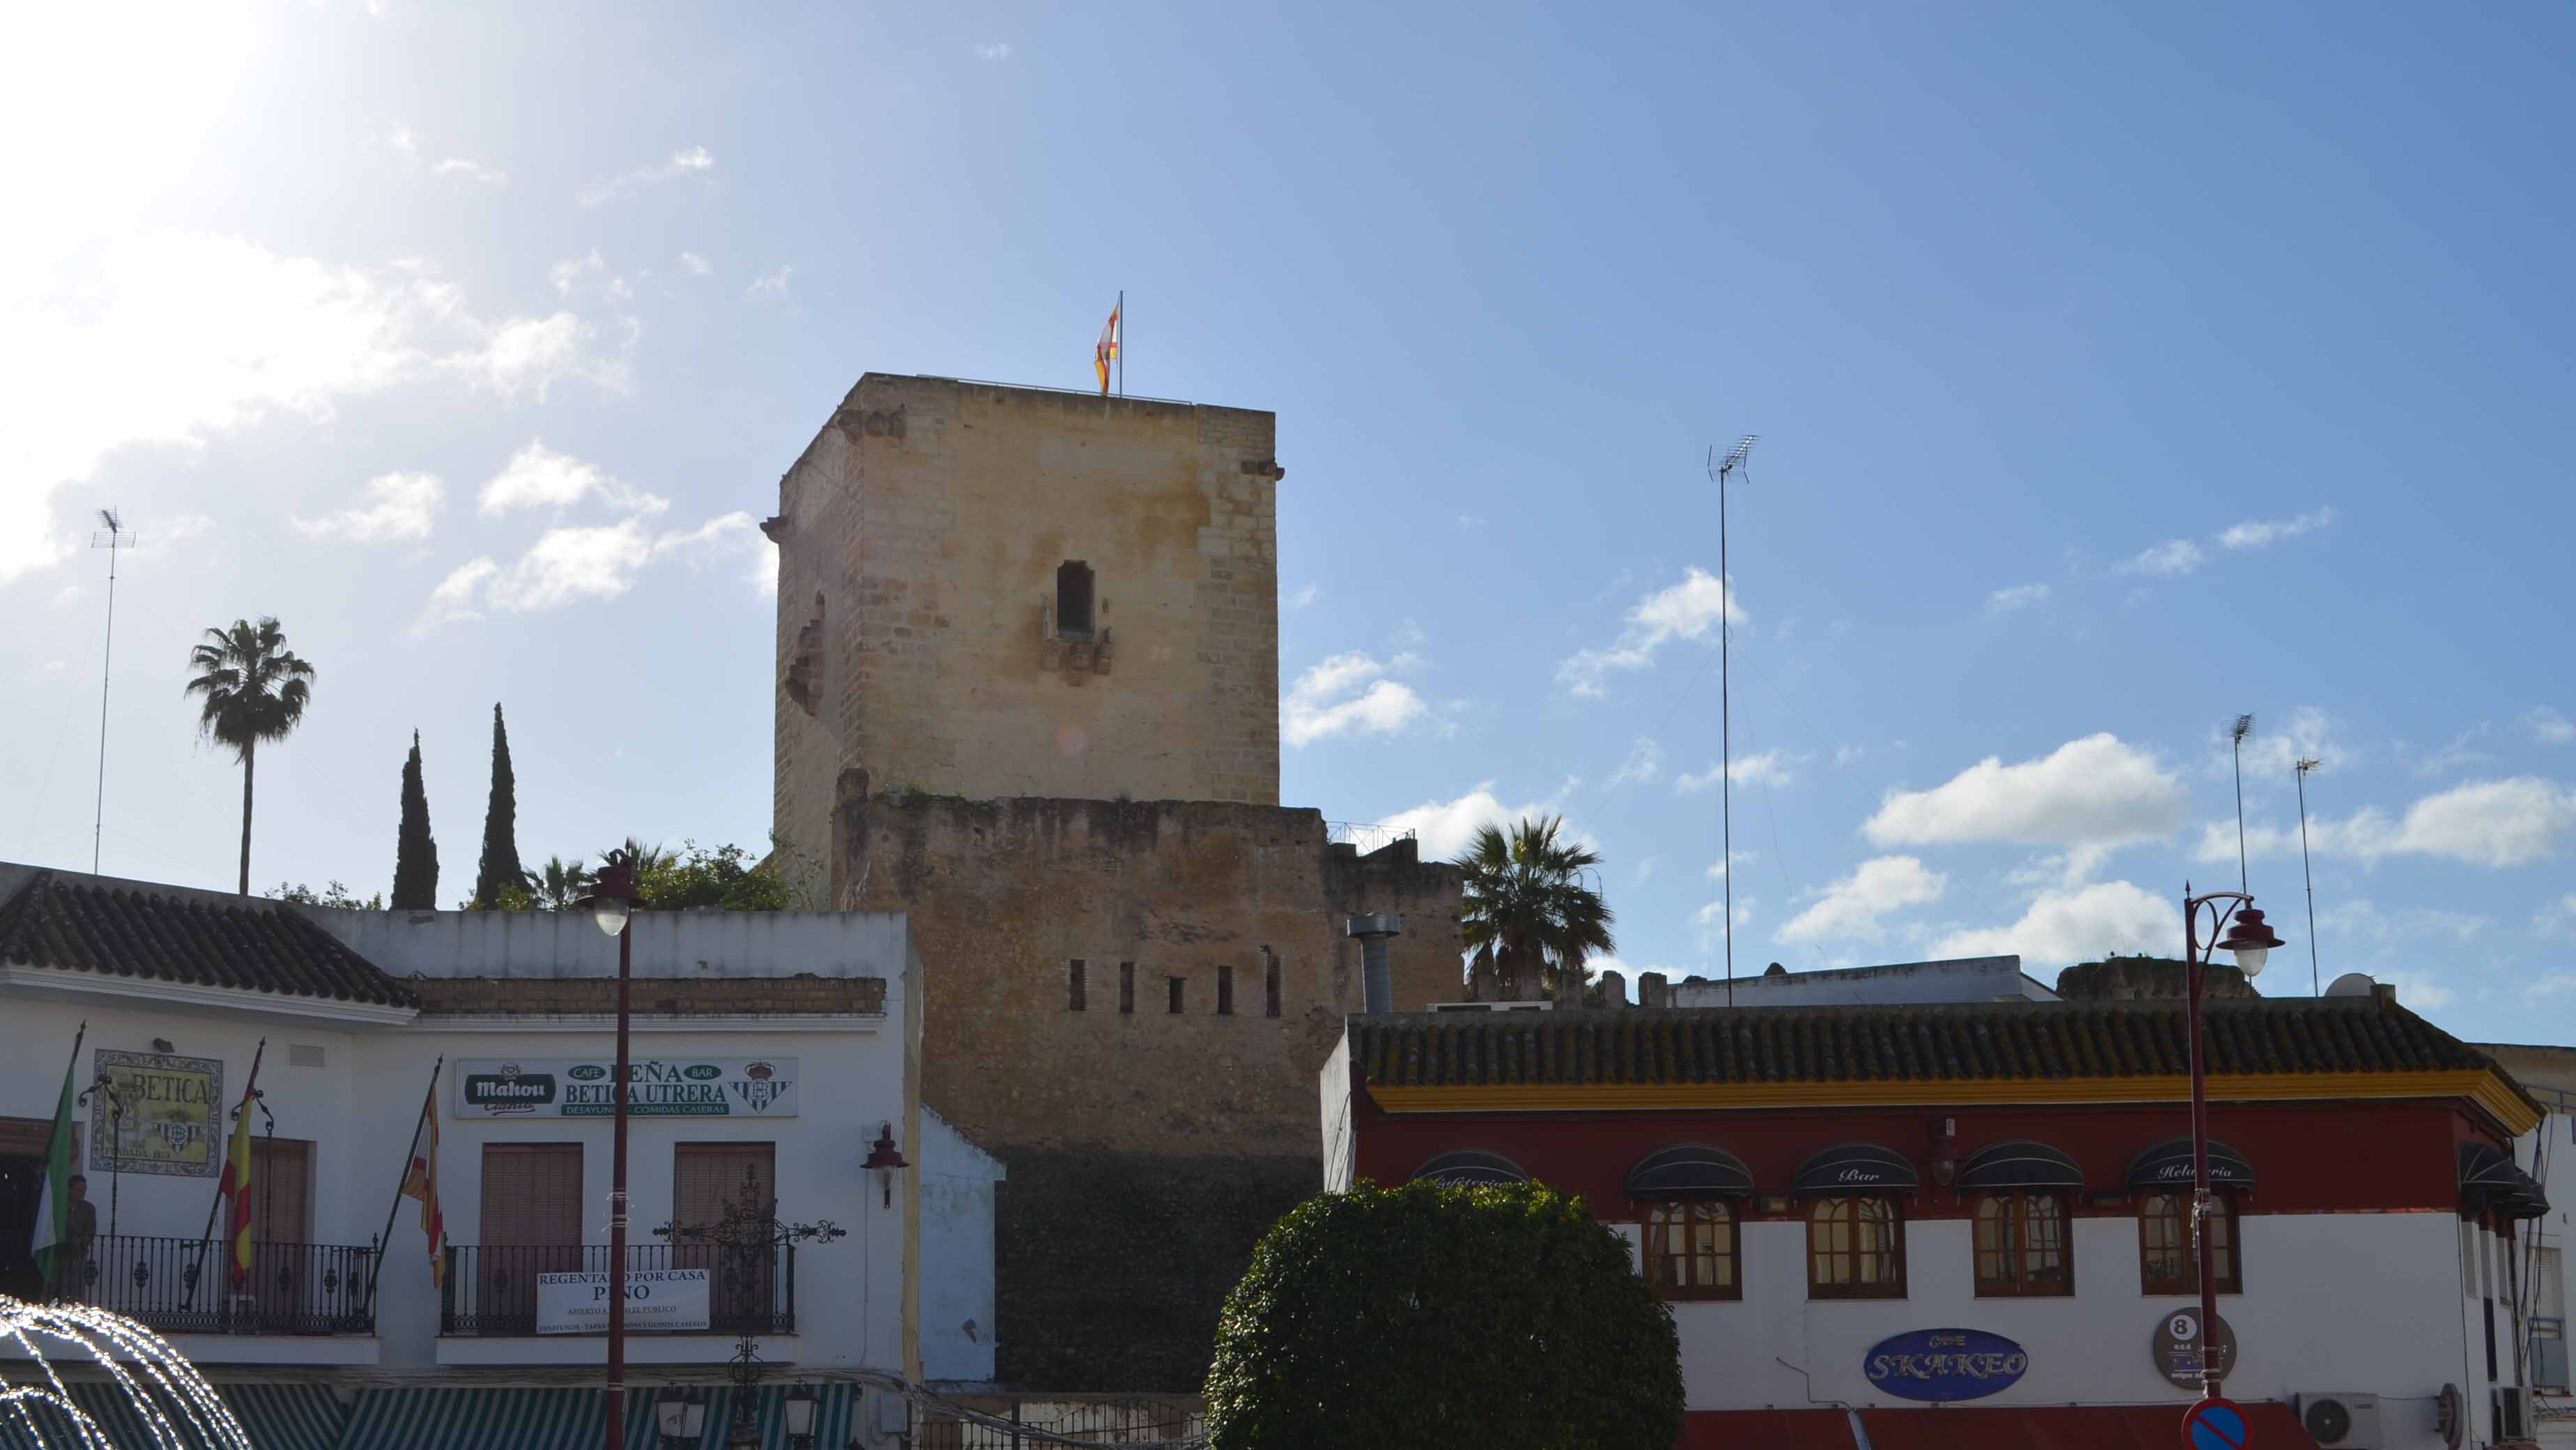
[1055,561,1095,641]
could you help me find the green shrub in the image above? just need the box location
[1204,1180,1684,1450]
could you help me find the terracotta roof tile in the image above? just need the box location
[1356,998,2527,1104]
[0,871,415,1009]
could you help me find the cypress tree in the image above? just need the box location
[391,731,438,910]
[473,703,525,908]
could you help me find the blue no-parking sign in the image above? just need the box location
[2181,1396,2251,1450]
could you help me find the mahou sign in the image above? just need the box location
[452,1058,799,1117]
[1862,1328,2029,1402]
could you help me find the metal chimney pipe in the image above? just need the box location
[1346,915,1402,1014]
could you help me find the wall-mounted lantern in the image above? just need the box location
[862,1122,909,1208]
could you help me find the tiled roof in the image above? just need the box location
[1354,998,2524,1099]
[0,871,415,1009]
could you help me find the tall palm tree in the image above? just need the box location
[185,618,316,896]
[1455,814,1615,1002]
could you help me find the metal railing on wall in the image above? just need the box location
[1325,822,1418,853]
[440,1242,795,1337]
[48,1235,376,1336]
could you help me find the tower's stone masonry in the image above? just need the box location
[769,375,1463,1389]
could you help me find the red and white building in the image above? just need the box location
[1321,981,2548,1449]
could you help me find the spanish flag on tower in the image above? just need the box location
[1095,293,1121,396]
[216,1043,263,1285]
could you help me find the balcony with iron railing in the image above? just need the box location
[25,1235,378,1338]
[439,1242,795,1338]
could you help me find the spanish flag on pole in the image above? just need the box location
[1094,293,1121,396]
[217,1049,263,1285]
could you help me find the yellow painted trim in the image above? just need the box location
[1368,1067,2541,1134]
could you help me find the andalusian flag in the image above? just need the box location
[217,1060,261,1285]
[31,1024,86,1282]
[1094,296,1120,395]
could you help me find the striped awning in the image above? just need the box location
[338,1384,861,1450]
[0,1376,254,1449]
[220,1383,347,1450]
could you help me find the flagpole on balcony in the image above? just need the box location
[184,1037,262,1309]
[366,1058,442,1308]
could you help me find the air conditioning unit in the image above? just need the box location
[2497,1386,2530,1441]
[2296,1391,2383,1449]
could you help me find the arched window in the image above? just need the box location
[1055,560,1095,640]
[1643,1200,1740,1302]
[1807,1196,1905,1299]
[2139,1190,2239,1295]
[1974,1191,2072,1297]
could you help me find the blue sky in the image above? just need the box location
[5,3,2572,1041]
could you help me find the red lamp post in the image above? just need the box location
[580,851,643,1450]
[2179,885,2285,1401]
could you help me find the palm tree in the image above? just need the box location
[522,855,596,910]
[1455,814,1615,1002]
[184,618,316,896]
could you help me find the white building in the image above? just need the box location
[2481,1044,2576,1449]
[0,863,1002,1449]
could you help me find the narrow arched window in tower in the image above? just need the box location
[1055,560,1095,640]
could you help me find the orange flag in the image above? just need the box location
[399,1092,446,1288]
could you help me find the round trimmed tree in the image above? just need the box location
[1204,1180,1683,1449]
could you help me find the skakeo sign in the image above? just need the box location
[1863,1328,2028,1402]
[454,1059,799,1118]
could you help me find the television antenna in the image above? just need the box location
[1706,435,1757,1008]
[90,509,135,875]
[2294,756,2322,996]
[2227,712,2255,894]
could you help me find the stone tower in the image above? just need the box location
[767,374,1464,1391]
[768,373,1285,875]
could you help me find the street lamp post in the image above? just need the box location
[2179,884,2285,1402]
[581,852,643,1450]
[657,1165,844,1448]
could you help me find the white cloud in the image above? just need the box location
[445,311,630,400]
[1705,850,1754,880]
[2201,777,2576,869]
[484,521,652,611]
[2379,973,2457,1011]
[433,157,507,186]
[551,250,605,296]
[1607,738,1664,790]
[1286,584,1319,610]
[2218,507,2336,551]
[1282,652,1429,747]
[1834,745,1867,768]
[2525,708,2575,747]
[974,41,1012,60]
[745,265,795,302]
[477,441,667,517]
[387,128,417,160]
[2413,722,2494,778]
[1864,733,2186,850]
[419,556,498,629]
[1378,781,1578,860]
[2315,899,2490,949]
[650,510,771,595]
[679,252,712,277]
[2529,972,2576,1002]
[1676,749,1800,792]
[578,146,714,207]
[1932,880,2175,966]
[1557,566,1740,698]
[1776,856,1945,945]
[290,471,444,542]
[2538,893,2576,938]
[1986,583,2050,616]
[2118,539,2205,577]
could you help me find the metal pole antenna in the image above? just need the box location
[2228,713,2254,894]
[2296,757,2321,997]
[1708,436,1757,1007]
[90,509,134,874]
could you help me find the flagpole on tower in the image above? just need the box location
[1117,289,1124,398]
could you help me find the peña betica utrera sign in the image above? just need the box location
[452,1058,799,1118]
[1862,1328,2029,1402]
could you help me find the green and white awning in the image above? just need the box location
[0,1379,346,1450]
[337,1384,861,1450]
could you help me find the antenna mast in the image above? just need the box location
[2295,756,2322,997]
[90,509,135,876]
[2228,712,2255,894]
[1708,436,1758,1008]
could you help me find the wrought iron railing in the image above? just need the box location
[1325,821,1418,853]
[49,1235,376,1335]
[440,1242,795,1336]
